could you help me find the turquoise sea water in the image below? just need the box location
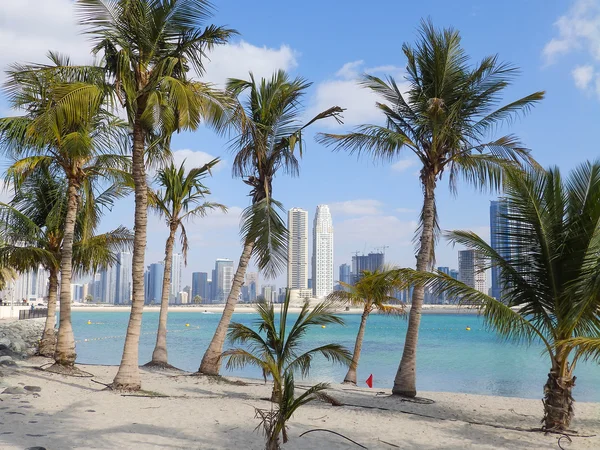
[71,310,600,402]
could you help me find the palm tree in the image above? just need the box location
[0,167,132,357]
[0,53,126,372]
[146,158,225,367]
[327,269,405,385]
[198,70,343,375]
[400,162,600,430]
[222,290,351,403]
[317,19,544,397]
[256,370,330,450]
[77,0,236,390]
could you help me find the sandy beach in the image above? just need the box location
[1,358,598,450]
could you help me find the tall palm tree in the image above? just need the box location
[198,70,343,375]
[222,290,351,402]
[317,19,544,397]
[400,162,600,430]
[145,158,225,367]
[0,168,132,357]
[76,0,236,390]
[327,269,405,385]
[0,53,126,372]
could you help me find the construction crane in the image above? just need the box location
[375,245,389,256]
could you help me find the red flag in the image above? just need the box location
[365,374,373,388]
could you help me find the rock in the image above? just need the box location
[0,355,13,363]
[0,337,10,347]
[24,385,41,393]
[0,355,15,366]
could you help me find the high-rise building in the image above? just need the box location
[211,269,217,302]
[214,259,234,303]
[351,252,384,283]
[458,250,486,293]
[312,205,334,298]
[145,262,165,305]
[170,253,183,304]
[339,263,351,285]
[490,200,510,300]
[115,252,132,305]
[245,272,258,302]
[287,208,309,289]
[192,272,208,302]
[178,291,189,304]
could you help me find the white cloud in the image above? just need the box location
[329,199,383,216]
[0,0,94,80]
[391,159,417,172]
[543,0,600,65]
[572,64,595,89]
[172,149,225,172]
[201,41,298,87]
[308,61,409,128]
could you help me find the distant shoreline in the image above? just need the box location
[71,303,481,315]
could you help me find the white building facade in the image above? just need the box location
[287,208,309,290]
[312,205,334,298]
[458,250,486,293]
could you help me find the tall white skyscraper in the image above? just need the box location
[170,253,183,303]
[215,258,234,302]
[287,208,309,289]
[312,205,334,298]
[458,250,486,293]
[115,251,132,305]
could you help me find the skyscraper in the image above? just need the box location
[287,208,309,289]
[145,262,165,305]
[115,251,132,305]
[170,253,183,304]
[351,252,384,283]
[192,272,208,302]
[214,259,234,303]
[490,200,509,300]
[312,205,334,298]
[245,272,258,302]
[458,250,486,293]
[339,263,351,285]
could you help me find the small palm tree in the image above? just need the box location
[77,0,236,390]
[198,70,343,375]
[317,19,544,397]
[222,290,351,403]
[256,370,330,450]
[146,159,225,367]
[401,162,600,430]
[0,167,132,357]
[193,295,202,304]
[327,269,405,385]
[0,53,127,371]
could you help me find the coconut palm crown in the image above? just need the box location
[400,162,600,431]
[222,290,352,403]
[317,19,545,397]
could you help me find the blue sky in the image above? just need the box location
[1,0,599,290]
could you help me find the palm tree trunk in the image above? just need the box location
[53,180,79,366]
[392,178,436,397]
[39,269,58,357]
[542,355,575,430]
[343,308,369,385]
[148,225,176,366]
[198,239,255,375]
[113,115,148,390]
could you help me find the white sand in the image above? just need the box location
[1,359,598,449]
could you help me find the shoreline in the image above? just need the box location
[0,359,598,449]
[72,303,481,315]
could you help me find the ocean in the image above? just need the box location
[71,310,600,402]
